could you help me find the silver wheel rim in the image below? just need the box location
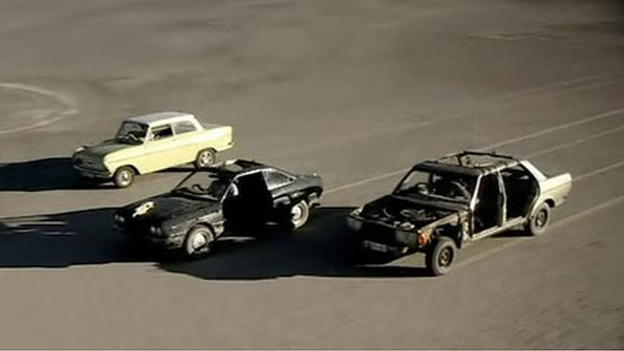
[291,202,307,227]
[118,170,131,186]
[291,204,303,222]
[199,151,214,167]
[535,210,547,228]
[190,231,208,251]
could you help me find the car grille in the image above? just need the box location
[358,222,399,245]
[74,156,104,171]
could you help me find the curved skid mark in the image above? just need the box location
[0,82,79,135]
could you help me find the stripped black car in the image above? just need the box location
[114,159,323,257]
[347,151,571,276]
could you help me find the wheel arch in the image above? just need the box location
[113,164,140,176]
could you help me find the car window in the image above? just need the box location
[116,121,147,144]
[173,121,197,135]
[263,170,294,191]
[150,125,174,141]
[395,168,476,202]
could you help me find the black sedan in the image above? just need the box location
[114,159,323,257]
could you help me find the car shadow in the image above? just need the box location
[0,207,149,268]
[492,228,531,238]
[0,206,427,278]
[158,207,429,280]
[0,157,116,192]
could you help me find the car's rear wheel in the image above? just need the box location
[113,166,135,188]
[426,236,457,276]
[195,149,216,169]
[183,225,215,257]
[527,202,551,236]
[290,200,310,229]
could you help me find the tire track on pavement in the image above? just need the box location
[325,106,624,195]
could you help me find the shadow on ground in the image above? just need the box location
[0,157,115,192]
[0,207,147,267]
[158,207,430,280]
[0,206,429,279]
[0,157,194,192]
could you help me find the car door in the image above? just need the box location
[224,172,272,227]
[500,164,540,219]
[172,120,202,164]
[262,169,296,220]
[141,124,180,173]
[472,173,504,236]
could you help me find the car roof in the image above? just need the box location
[415,150,523,176]
[205,159,271,177]
[126,111,195,126]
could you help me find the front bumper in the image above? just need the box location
[114,224,186,249]
[348,214,420,252]
[73,158,112,179]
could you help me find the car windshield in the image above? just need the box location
[173,172,231,201]
[394,168,477,203]
[115,121,147,144]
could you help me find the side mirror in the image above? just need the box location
[227,184,240,198]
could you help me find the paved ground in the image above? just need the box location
[1,0,624,348]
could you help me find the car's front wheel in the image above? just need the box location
[527,202,551,236]
[426,236,458,276]
[113,166,135,188]
[290,200,310,229]
[183,225,215,257]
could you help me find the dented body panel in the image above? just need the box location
[113,159,323,252]
[348,151,572,259]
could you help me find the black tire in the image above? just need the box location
[290,200,310,229]
[426,237,458,276]
[527,202,551,236]
[194,149,216,169]
[183,225,215,257]
[113,166,135,188]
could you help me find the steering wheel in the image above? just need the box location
[127,133,139,143]
[192,184,207,193]
[414,182,430,194]
[448,181,471,200]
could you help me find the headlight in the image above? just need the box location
[347,217,363,232]
[114,214,125,224]
[417,227,433,247]
[399,222,415,231]
[150,225,163,236]
[350,207,363,217]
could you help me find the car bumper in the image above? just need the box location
[360,240,408,255]
[348,214,418,253]
[74,164,112,179]
[115,225,186,249]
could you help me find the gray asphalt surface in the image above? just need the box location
[1,0,624,348]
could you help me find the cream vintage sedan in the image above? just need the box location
[73,112,234,188]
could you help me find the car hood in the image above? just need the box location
[359,194,466,228]
[76,139,133,159]
[121,193,220,223]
